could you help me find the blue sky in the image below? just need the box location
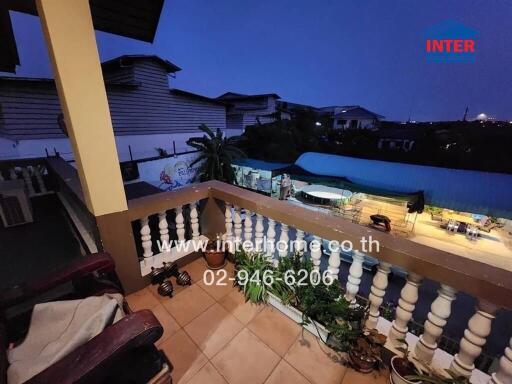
[8,0,512,121]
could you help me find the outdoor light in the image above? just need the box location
[315,122,322,126]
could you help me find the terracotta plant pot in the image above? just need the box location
[348,348,377,374]
[390,356,420,384]
[203,242,226,270]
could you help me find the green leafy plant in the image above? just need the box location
[186,124,246,182]
[273,253,366,352]
[233,250,287,303]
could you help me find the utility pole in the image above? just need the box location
[463,106,469,121]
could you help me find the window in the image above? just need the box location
[337,119,347,125]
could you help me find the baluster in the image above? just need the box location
[415,284,457,363]
[225,203,234,253]
[388,273,423,347]
[490,338,512,384]
[21,167,35,196]
[266,218,276,260]
[278,223,289,258]
[9,168,17,180]
[450,300,498,377]
[175,206,185,242]
[254,214,264,251]
[189,202,200,241]
[310,235,322,271]
[327,241,341,280]
[140,217,153,264]
[365,262,391,329]
[295,229,305,256]
[158,211,169,249]
[233,206,242,248]
[0,171,4,181]
[344,250,365,303]
[34,166,47,193]
[244,209,253,244]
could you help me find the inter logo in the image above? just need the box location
[424,20,478,63]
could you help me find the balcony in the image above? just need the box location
[2,156,512,384]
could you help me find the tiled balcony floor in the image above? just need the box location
[126,257,389,384]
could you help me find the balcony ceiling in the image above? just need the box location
[1,0,165,73]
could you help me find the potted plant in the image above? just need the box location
[270,253,365,346]
[203,236,226,270]
[348,329,387,373]
[390,339,422,384]
[234,250,287,303]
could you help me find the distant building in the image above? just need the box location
[329,106,384,130]
[217,92,290,134]
[0,55,227,160]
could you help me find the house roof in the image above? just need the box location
[217,92,281,100]
[102,55,181,74]
[334,106,384,120]
[1,0,166,73]
[0,75,140,88]
[295,152,512,219]
[170,89,229,106]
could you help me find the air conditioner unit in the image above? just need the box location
[0,180,33,227]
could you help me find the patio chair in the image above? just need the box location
[0,252,171,384]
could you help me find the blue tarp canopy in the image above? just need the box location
[294,152,512,219]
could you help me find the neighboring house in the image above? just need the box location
[329,106,384,130]
[0,55,227,161]
[217,92,290,134]
[278,102,384,130]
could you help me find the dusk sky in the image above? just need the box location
[8,0,512,121]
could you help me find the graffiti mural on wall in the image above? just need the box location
[138,153,201,191]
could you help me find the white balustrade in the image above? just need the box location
[0,171,4,181]
[450,300,498,377]
[9,168,17,180]
[310,235,322,271]
[158,211,169,246]
[327,241,341,280]
[140,217,153,263]
[34,166,47,193]
[233,206,242,246]
[415,284,457,363]
[344,250,365,303]
[224,203,233,252]
[278,223,289,258]
[389,272,423,347]
[266,218,276,260]
[490,338,512,384]
[254,214,264,251]
[244,209,253,243]
[294,229,305,256]
[175,206,185,242]
[189,202,200,241]
[365,262,391,329]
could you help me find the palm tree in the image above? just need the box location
[187,124,246,183]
